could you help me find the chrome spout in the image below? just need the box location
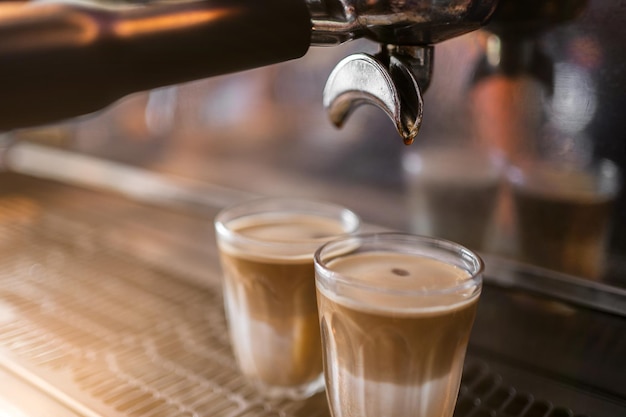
[323,46,432,145]
[315,0,499,144]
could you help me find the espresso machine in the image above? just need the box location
[0,0,501,142]
[0,1,625,416]
[1,0,623,276]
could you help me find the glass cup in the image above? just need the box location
[314,233,483,417]
[402,145,503,251]
[214,197,360,399]
[507,158,621,280]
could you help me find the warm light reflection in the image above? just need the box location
[0,4,99,51]
[0,399,28,417]
[550,63,597,134]
[0,2,27,16]
[115,8,235,38]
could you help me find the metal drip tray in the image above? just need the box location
[0,173,623,416]
[458,361,590,417]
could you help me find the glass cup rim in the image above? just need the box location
[214,197,361,251]
[314,232,484,297]
[505,157,622,198]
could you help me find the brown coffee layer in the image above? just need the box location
[220,252,322,386]
[318,290,477,384]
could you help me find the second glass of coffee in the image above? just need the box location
[507,158,621,279]
[214,198,360,399]
[315,233,483,417]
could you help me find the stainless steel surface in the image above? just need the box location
[323,48,428,144]
[314,0,497,141]
[484,254,626,318]
[470,284,626,416]
[307,0,498,46]
[0,172,623,416]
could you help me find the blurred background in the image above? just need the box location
[4,0,624,287]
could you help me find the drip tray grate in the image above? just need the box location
[0,178,599,417]
[456,361,590,417]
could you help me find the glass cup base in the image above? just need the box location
[250,373,325,401]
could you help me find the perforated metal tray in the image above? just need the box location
[0,173,622,416]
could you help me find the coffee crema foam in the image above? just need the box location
[317,252,479,417]
[219,213,348,262]
[320,252,477,314]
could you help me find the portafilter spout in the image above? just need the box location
[323,45,432,145]
[0,0,498,140]
[312,0,499,144]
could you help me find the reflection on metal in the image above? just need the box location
[4,142,256,211]
[324,46,432,145]
[307,0,499,46]
[483,254,626,317]
[114,7,234,37]
[550,63,597,135]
